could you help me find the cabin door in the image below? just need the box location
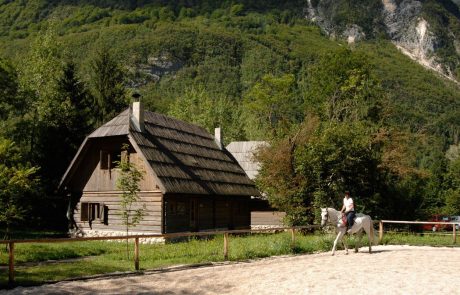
[190,198,198,231]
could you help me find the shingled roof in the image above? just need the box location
[226,141,268,180]
[60,107,259,196]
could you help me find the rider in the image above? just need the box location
[340,191,355,233]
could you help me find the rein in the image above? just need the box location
[324,208,345,228]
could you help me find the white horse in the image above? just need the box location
[320,207,376,255]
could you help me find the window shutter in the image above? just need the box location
[103,205,109,225]
[81,203,89,222]
[89,203,94,221]
[108,153,112,170]
[100,150,109,170]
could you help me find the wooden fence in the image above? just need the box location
[0,225,318,286]
[378,220,458,244]
[2,219,459,286]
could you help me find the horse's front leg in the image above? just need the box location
[355,230,363,253]
[332,230,345,256]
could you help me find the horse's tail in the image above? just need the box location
[370,221,379,245]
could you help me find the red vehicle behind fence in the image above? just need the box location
[422,215,452,232]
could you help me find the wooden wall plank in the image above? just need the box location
[80,195,162,203]
[73,191,164,234]
[71,137,162,192]
[251,211,285,226]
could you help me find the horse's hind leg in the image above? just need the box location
[369,223,374,253]
[363,220,372,253]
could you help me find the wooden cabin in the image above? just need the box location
[226,141,285,228]
[59,102,259,237]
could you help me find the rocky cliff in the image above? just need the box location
[306,0,460,82]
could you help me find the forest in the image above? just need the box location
[0,0,459,232]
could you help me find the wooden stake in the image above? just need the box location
[290,228,295,248]
[453,225,456,244]
[8,242,14,285]
[379,221,383,243]
[134,238,139,271]
[223,233,229,260]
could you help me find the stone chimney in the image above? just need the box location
[214,127,223,149]
[131,94,145,132]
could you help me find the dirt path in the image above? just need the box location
[3,245,460,295]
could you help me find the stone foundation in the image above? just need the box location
[70,229,165,244]
[251,225,285,231]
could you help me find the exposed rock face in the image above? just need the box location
[305,0,460,82]
[128,54,183,88]
[382,0,453,80]
[343,25,366,44]
[147,54,183,79]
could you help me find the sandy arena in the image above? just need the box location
[3,245,460,295]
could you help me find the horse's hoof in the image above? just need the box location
[331,253,335,256]
[355,249,358,253]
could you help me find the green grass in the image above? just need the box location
[1,231,459,288]
[381,231,460,247]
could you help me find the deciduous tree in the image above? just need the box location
[0,138,39,239]
[243,74,302,139]
[116,144,145,258]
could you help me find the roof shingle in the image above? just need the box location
[82,109,258,196]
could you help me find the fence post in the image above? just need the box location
[8,242,14,286]
[134,237,139,271]
[453,225,457,244]
[379,221,383,242]
[223,233,229,260]
[290,228,296,248]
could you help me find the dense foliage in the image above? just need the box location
[0,138,39,239]
[0,0,459,231]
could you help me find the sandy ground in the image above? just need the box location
[3,245,460,295]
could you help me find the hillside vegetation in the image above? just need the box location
[0,0,459,231]
[307,0,460,80]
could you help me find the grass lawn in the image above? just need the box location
[1,230,458,288]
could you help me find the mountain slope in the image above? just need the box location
[306,0,460,82]
[0,0,458,145]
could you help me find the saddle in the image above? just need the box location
[338,213,356,228]
[341,213,347,227]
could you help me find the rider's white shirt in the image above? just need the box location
[343,197,354,212]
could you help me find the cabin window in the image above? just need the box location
[168,201,186,216]
[110,151,120,169]
[100,150,123,170]
[81,202,107,224]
